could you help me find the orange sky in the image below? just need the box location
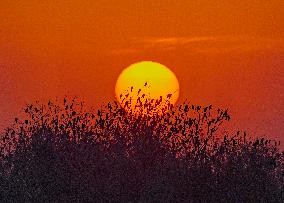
[0,1,284,145]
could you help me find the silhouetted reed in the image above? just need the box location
[0,92,283,202]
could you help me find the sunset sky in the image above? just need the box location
[0,1,283,145]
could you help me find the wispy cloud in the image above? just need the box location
[110,35,284,55]
[138,36,217,47]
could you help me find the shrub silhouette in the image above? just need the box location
[0,94,283,202]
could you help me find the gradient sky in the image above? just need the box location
[0,1,283,145]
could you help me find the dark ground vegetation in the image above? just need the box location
[0,95,283,202]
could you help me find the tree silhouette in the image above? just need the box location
[0,93,283,202]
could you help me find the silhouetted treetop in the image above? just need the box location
[0,94,283,202]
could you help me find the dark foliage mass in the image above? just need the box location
[0,95,283,202]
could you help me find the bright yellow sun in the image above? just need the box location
[115,61,180,113]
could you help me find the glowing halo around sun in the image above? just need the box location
[115,61,180,114]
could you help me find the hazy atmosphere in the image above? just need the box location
[1,1,283,145]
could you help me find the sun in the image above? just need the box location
[115,61,180,113]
